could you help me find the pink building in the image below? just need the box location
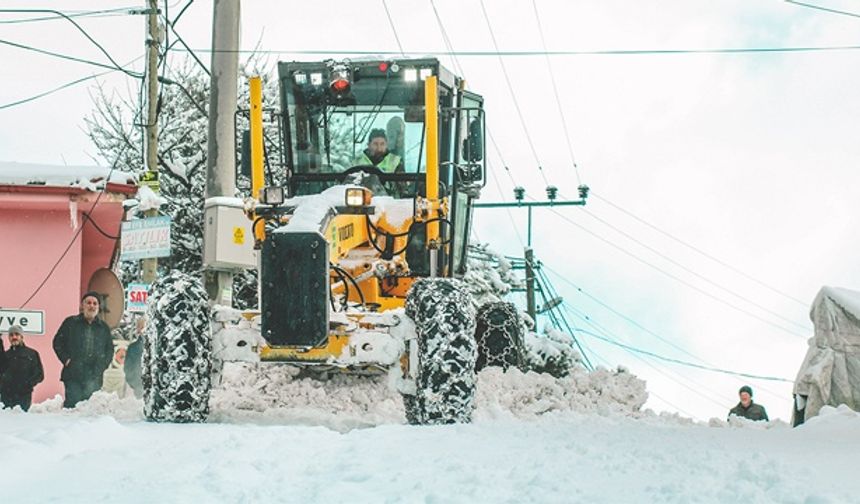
[0,162,137,403]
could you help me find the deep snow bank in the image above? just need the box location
[23,362,646,431]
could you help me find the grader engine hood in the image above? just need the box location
[257,185,414,349]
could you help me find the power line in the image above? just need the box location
[424,0,524,247]
[542,205,809,338]
[428,0,465,77]
[785,0,860,19]
[381,0,405,57]
[575,325,793,383]
[564,303,734,410]
[0,55,145,111]
[578,206,810,331]
[82,213,120,240]
[478,0,547,186]
[0,6,138,24]
[0,39,143,76]
[162,9,209,76]
[543,264,789,400]
[0,8,146,78]
[0,71,107,110]
[590,191,809,307]
[541,265,707,364]
[533,263,594,369]
[165,44,860,56]
[530,0,582,187]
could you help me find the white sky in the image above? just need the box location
[2,0,860,421]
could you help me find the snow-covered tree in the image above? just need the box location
[85,57,280,309]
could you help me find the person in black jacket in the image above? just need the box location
[53,291,115,408]
[0,325,44,411]
[728,385,769,422]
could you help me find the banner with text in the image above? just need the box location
[121,216,172,261]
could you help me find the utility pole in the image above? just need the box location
[141,0,160,284]
[524,247,536,323]
[204,0,240,305]
[473,185,589,323]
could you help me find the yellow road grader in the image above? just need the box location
[142,58,524,425]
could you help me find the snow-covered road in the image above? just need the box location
[1,364,857,503]
[1,406,857,503]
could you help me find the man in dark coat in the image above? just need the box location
[53,291,115,408]
[0,325,44,411]
[728,385,769,421]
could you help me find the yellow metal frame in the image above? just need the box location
[424,75,440,247]
[249,76,266,242]
[260,334,350,362]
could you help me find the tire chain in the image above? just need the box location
[474,301,526,372]
[142,271,212,423]
[403,278,478,425]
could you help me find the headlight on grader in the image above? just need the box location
[345,187,371,207]
[259,186,285,206]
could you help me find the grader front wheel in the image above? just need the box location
[142,271,212,423]
[402,278,478,425]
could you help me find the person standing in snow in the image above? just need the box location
[728,385,769,421]
[0,325,44,411]
[53,292,115,408]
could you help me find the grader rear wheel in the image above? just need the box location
[475,301,525,372]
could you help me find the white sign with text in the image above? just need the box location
[0,309,45,335]
[121,216,172,261]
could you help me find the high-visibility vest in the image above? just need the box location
[355,152,402,173]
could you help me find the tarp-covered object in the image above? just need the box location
[793,286,860,425]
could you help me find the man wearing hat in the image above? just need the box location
[52,291,115,408]
[728,385,769,421]
[0,325,44,411]
[354,129,404,174]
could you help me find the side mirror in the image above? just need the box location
[240,129,252,178]
[463,118,484,162]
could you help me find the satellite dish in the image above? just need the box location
[87,268,125,329]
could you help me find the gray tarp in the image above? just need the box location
[793,286,860,424]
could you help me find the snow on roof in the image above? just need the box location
[814,286,860,320]
[0,161,136,190]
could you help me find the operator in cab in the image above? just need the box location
[355,128,404,173]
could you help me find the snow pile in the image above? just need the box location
[28,392,144,422]
[206,361,647,431]
[209,364,402,431]
[475,366,647,420]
